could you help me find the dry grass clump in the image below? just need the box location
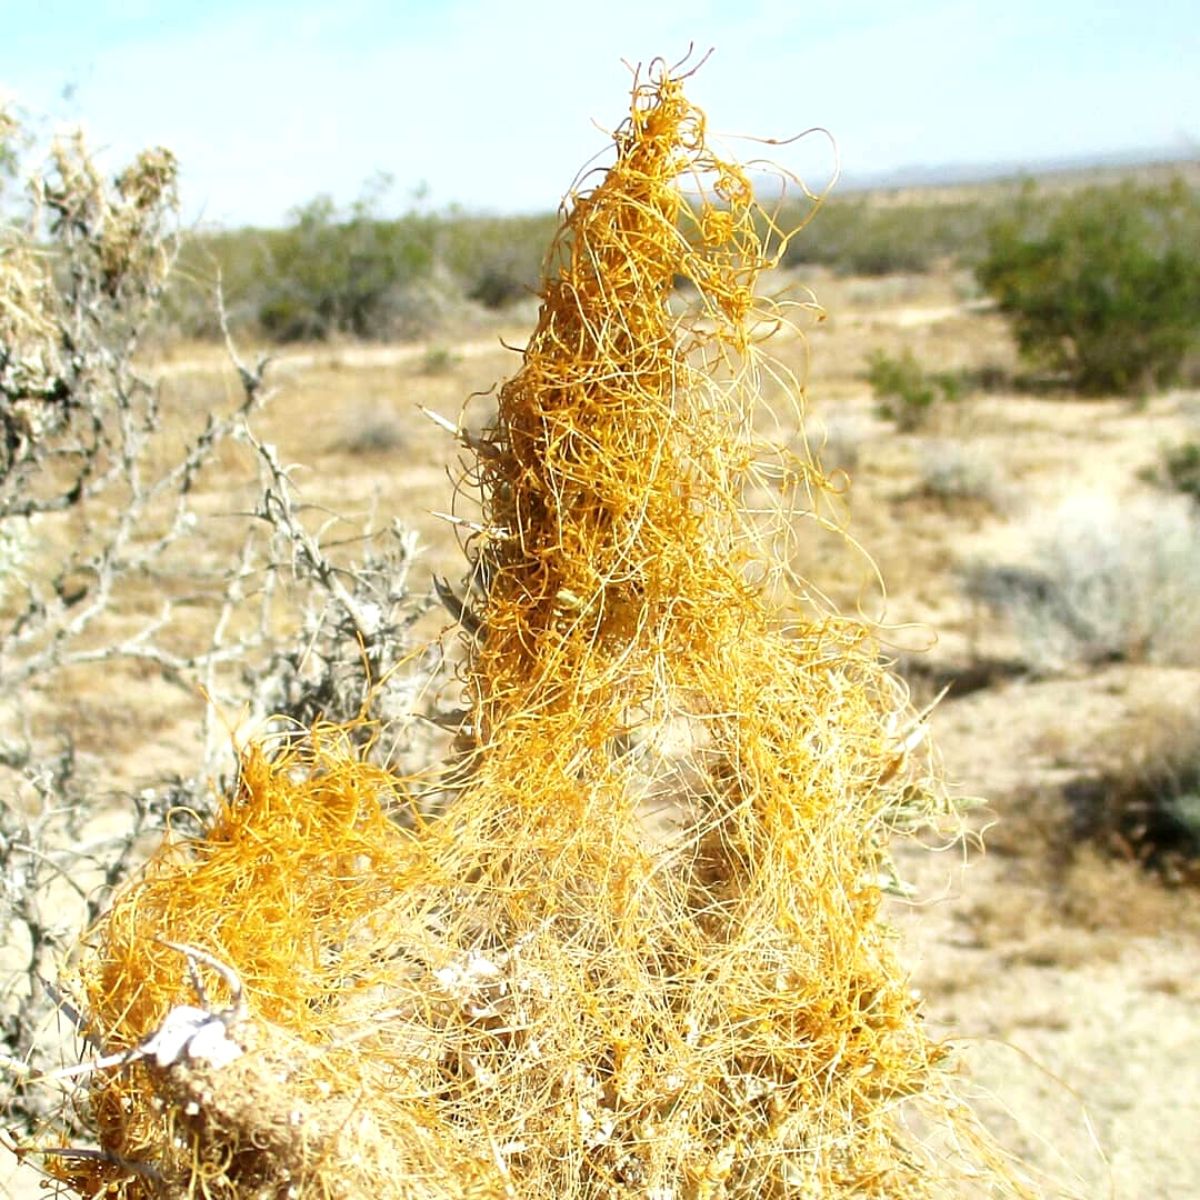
[1060,704,1200,887]
[913,439,1009,513]
[968,493,1200,671]
[51,61,1021,1198]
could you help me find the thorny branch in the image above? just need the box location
[1,115,443,1135]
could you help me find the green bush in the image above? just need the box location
[164,203,559,342]
[438,211,558,309]
[976,178,1200,394]
[258,195,442,341]
[164,202,440,342]
[866,348,963,431]
[779,196,995,276]
[1153,440,1200,502]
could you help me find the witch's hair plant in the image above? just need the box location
[46,59,1029,1199]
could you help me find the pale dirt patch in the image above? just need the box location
[887,662,1200,1199]
[893,842,1200,1200]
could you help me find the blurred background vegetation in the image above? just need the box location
[164,182,561,342]
[162,166,1200,402]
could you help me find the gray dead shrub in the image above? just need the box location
[916,439,1008,510]
[0,115,439,1133]
[969,494,1200,670]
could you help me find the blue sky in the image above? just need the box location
[3,0,1197,228]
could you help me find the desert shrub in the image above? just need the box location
[867,347,964,430]
[0,126,184,677]
[976,178,1200,394]
[0,117,197,1125]
[163,185,446,343]
[468,260,530,308]
[1064,707,1200,885]
[329,406,410,454]
[166,206,558,343]
[0,115,437,1131]
[162,226,269,339]
[968,494,1200,669]
[255,194,441,340]
[437,212,558,309]
[915,439,1006,509]
[780,195,995,275]
[1149,438,1200,502]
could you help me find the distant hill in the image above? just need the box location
[838,148,1200,200]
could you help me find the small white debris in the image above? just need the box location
[142,1005,211,1066]
[435,951,503,992]
[184,1017,243,1068]
[354,600,383,636]
[141,1006,243,1069]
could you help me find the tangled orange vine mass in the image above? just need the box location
[51,57,1032,1200]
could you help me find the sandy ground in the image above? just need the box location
[4,271,1198,1198]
